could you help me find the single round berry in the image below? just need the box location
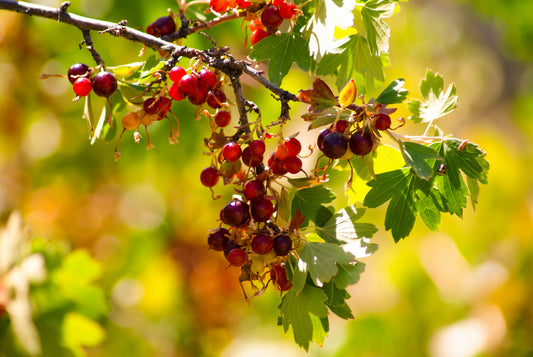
[317,128,332,150]
[261,4,284,29]
[274,144,289,161]
[210,0,228,13]
[222,200,251,227]
[250,197,274,222]
[374,113,392,131]
[279,2,297,19]
[251,233,274,255]
[67,63,90,84]
[249,140,266,156]
[269,157,287,176]
[243,179,265,200]
[222,142,242,162]
[200,167,219,187]
[198,68,218,90]
[349,130,374,156]
[251,29,269,46]
[242,148,263,167]
[72,77,92,97]
[283,156,302,174]
[273,234,292,256]
[214,110,231,127]
[150,16,176,37]
[169,82,186,101]
[169,66,187,82]
[284,137,301,157]
[206,89,226,109]
[320,131,348,159]
[227,248,246,266]
[208,228,229,251]
[121,112,141,130]
[177,74,199,97]
[188,87,208,105]
[92,71,117,97]
[143,98,159,114]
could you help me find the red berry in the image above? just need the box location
[147,23,154,35]
[169,82,186,101]
[320,131,348,159]
[150,16,176,37]
[374,113,392,131]
[251,233,273,255]
[200,167,219,187]
[214,110,231,127]
[274,144,289,161]
[177,74,199,97]
[236,0,252,8]
[222,142,242,162]
[188,87,208,105]
[248,140,266,156]
[92,71,117,97]
[271,0,283,6]
[210,0,228,13]
[222,200,251,227]
[250,197,274,222]
[273,234,292,256]
[243,180,265,200]
[270,264,292,291]
[143,97,159,114]
[169,66,187,82]
[248,18,263,32]
[198,68,218,90]
[251,29,269,46]
[227,248,246,266]
[242,148,263,167]
[158,97,172,114]
[279,2,297,19]
[261,5,284,29]
[206,89,226,109]
[68,63,90,84]
[283,156,302,174]
[208,228,229,251]
[349,130,374,156]
[72,77,92,97]
[335,120,349,134]
[284,137,301,156]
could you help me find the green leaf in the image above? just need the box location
[324,281,354,319]
[316,205,378,244]
[293,242,355,293]
[334,262,365,289]
[310,314,329,347]
[277,188,292,228]
[376,78,409,104]
[384,179,417,241]
[407,69,458,124]
[415,188,441,231]
[280,285,329,350]
[291,185,336,225]
[61,312,105,357]
[249,33,312,86]
[361,0,396,55]
[364,168,411,208]
[399,141,442,180]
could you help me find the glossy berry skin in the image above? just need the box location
[92,71,117,97]
[241,148,263,167]
[261,5,284,29]
[335,120,349,134]
[188,87,208,105]
[279,2,297,19]
[269,158,287,176]
[68,63,90,84]
[150,16,176,37]
[214,110,231,127]
[243,179,265,200]
[317,128,332,150]
[250,197,274,222]
[284,137,301,157]
[321,131,348,159]
[169,82,186,101]
[270,264,292,291]
[210,0,228,13]
[72,77,92,97]
[349,130,374,156]
[251,29,269,46]
[206,89,226,109]
[177,74,199,97]
[200,167,219,187]
[273,234,292,256]
[274,144,289,161]
[284,156,302,174]
[208,228,229,251]
[251,233,273,255]
[227,248,246,266]
[143,98,159,114]
[158,97,172,114]
[169,66,186,82]
[198,69,218,90]
[222,200,251,227]
[374,113,392,131]
[222,142,242,162]
[248,140,266,156]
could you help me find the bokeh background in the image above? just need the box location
[1,0,533,356]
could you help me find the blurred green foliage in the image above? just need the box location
[1,0,533,356]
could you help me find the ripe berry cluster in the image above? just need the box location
[67,63,117,99]
[249,2,298,45]
[168,66,227,109]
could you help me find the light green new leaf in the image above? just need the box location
[408,69,458,124]
[399,141,442,180]
[280,285,329,350]
[291,185,336,226]
[376,78,409,104]
[61,312,105,357]
[361,0,396,55]
[317,205,378,244]
[249,33,312,86]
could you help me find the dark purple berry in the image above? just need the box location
[250,197,273,222]
[68,63,90,84]
[251,233,273,255]
[349,130,374,156]
[208,228,229,251]
[222,200,251,227]
[243,180,265,200]
[273,234,292,256]
[92,71,117,97]
[321,131,348,159]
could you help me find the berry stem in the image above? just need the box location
[81,29,104,66]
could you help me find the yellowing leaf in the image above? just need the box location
[338,79,357,107]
